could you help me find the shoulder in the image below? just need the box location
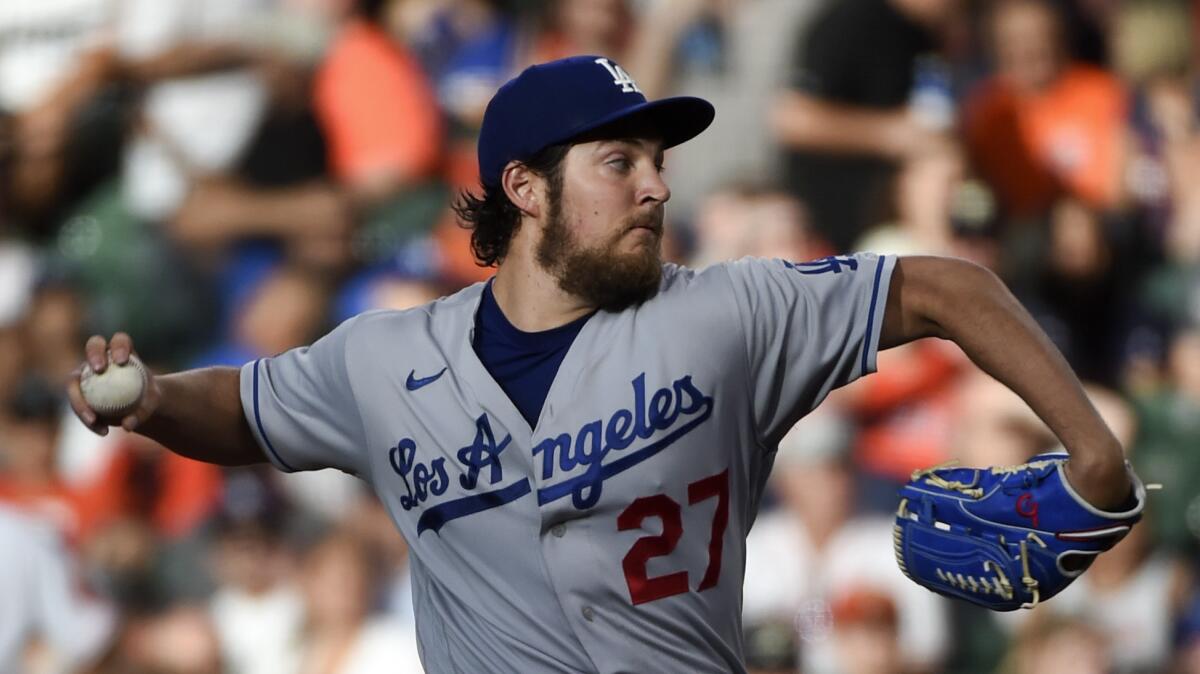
[724,253,889,287]
[657,257,801,290]
[640,262,745,311]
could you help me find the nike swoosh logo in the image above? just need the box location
[406,367,447,391]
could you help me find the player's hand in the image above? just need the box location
[66,332,161,436]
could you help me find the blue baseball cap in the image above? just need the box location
[478,55,715,188]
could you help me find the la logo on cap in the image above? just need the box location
[594,57,641,94]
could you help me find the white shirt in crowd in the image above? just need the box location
[0,505,115,674]
[743,510,949,674]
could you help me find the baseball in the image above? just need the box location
[81,353,148,418]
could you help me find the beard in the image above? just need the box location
[535,187,664,312]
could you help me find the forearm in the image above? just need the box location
[771,91,914,158]
[121,43,258,83]
[172,180,349,246]
[882,257,1129,506]
[137,367,265,466]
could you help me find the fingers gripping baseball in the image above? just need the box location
[68,333,160,435]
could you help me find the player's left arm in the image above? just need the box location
[878,256,1132,510]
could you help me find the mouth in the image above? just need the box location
[626,217,663,237]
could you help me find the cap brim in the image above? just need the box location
[563,96,715,150]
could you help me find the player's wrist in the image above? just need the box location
[1063,451,1133,512]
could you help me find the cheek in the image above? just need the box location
[562,187,626,241]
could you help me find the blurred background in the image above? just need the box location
[0,0,1198,672]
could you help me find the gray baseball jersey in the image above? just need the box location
[241,253,896,674]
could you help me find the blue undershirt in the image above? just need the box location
[472,280,594,428]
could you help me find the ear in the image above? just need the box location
[501,161,542,218]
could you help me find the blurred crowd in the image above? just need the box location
[0,0,1199,673]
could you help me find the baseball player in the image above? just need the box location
[69,55,1137,673]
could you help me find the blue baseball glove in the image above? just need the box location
[892,452,1146,611]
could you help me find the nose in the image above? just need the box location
[638,164,671,206]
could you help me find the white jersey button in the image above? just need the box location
[551,524,566,538]
[581,606,595,622]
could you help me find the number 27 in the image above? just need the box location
[617,469,729,605]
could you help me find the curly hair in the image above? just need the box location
[453,143,570,267]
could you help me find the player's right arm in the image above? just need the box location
[66,333,266,466]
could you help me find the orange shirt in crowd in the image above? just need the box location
[0,438,222,545]
[0,478,112,545]
[965,65,1127,217]
[315,19,443,186]
[97,440,224,540]
[844,340,967,481]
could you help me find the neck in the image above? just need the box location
[492,229,594,332]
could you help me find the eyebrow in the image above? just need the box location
[595,138,665,159]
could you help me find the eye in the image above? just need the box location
[607,156,633,171]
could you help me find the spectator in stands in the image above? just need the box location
[1015,197,1134,387]
[0,376,118,542]
[839,337,970,510]
[0,243,36,410]
[1003,614,1112,674]
[1118,1,1199,248]
[742,617,799,674]
[316,0,442,197]
[406,0,519,130]
[112,605,223,674]
[0,2,126,234]
[1043,519,1191,674]
[115,1,336,269]
[528,0,633,65]
[1132,325,1200,555]
[1128,5,1200,350]
[964,0,1127,220]
[742,410,949,674]
[1174,593,1200,674]
[293,531,422,674]
[192,264,331,368]
[688,183,816,269]
[829,588,904,674]
[772,0,963,251]
[208,469,304,674]
[0,504,116,674]
[621,0,826,221]
[112,0,441,272]
[338,489,418,641]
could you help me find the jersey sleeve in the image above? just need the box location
[724,253,896,444]
[240,317,368,476]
